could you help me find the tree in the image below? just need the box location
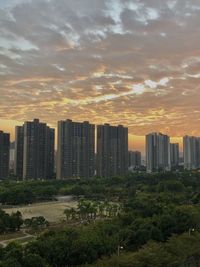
[22,253,46,267]
[4,242,23,264]
[24,217,49,231]
[0,258,22,267]
[64,209,71,221]
[9,211,23,231]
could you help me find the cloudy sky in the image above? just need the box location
[0,0,200,151]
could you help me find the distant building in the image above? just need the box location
[183,135,200,170]
[170,143,179,168]
[57,120,95,179]
[14,119,55,180]
[14,126,24,178]
[146,132,171,173]
[97,124,128,177]
[0,131,10,179]
[10,142,15,171]
[128,151,141,169]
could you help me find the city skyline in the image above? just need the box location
[1,117,200,179]
[0,0,200,152]
[0,118,183,154]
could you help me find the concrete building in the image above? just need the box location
[146,132,171,173]
[14,126,24,178]
[128,151,142,170]
[0,131,10,179]
[97,124,128,177]
[9,142,15,171]
[57,120,95,179]
[170,143,179,168]
[183,135,200,170]
[15,119,55,180]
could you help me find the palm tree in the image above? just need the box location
[90,202,98,219]
[112,204,119,217]
[64,209,71,221]
[70,208,77,220]
[98,202,105,218]
[78,200,91,220]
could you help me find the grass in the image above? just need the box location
[13,236,35,245]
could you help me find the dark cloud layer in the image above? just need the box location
[0,0,200,137]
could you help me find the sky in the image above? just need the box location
[0,0,200,152]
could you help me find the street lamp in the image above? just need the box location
[117,245,124,256]
[189,228,195,236]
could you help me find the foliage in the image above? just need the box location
[24,216,49,231]
[1,172,200,266]
[85,233,200,267]
[0,210,23,233]
[64,200,120,221]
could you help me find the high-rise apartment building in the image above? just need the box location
[14,126,24,179]
[170,143,179,168]
[146,132,171,173]
[0,131,10,179]
[57,120,95,179]
[183,135,200,170]
[14,119,55,180]
[97,124,128,177]
[9,142,15,171]
[128,151,142,169]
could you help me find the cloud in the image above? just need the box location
[0,0,200,138]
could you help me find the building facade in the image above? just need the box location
[183,135,200,170]
[14,126,24,179]
[170,143,179,168]
[0,131,10,180]
[128,151,142,170]
[146,132,171,173]
[14,119,55,180]
[9,142,15,171]
[97,124,128,177]
[57,120,95,179]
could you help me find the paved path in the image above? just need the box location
[0,231,34,247]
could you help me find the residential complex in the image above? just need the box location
[1,118,200,179]
[0,131,10,179]
[57,120,95,179]
[97,124,128,177]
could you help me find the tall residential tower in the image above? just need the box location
[146,132,171,172]
[14,119,55,180]
[57,120,95,179]
[170,143,179,168]
[14,126,24,179]
[97,124,128,177]
[0,131,10,180]
[183,135,200,170]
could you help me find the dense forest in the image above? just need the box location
[1,171,200,266]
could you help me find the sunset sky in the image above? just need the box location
[0,0,200,152]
